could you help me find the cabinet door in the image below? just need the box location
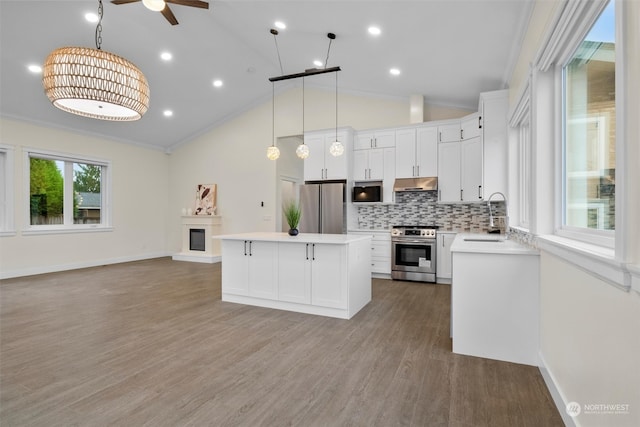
[436,233,456,280]
[461,137,483,201]
[221,240,249,295]
[382,147,396,203]
[395,128,417,178]
[438,142,461,202]
[303,134,326,181]
[324,133,348,180]
[247,241,278,300]
[416,126,438,177]
[372,130,396,148]
[368,148,385,180]
[354,131,374,150]
[278,243,311,304]
[311,244,347,309]
[461,114,481,140]
[352,150,369,181]
[438,123,461,143]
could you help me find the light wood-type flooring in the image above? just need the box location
[0,258,563,426]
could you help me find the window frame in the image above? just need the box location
[508,78,532,231]
[0,144,16,236]
[23,148,112,235]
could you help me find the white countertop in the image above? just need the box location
[216,232,371,245]
[450,233,539,255]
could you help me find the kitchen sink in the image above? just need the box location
[463,237,504,242]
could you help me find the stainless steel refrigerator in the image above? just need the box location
[299,182,346,234]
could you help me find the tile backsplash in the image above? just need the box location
[354,191,506,233]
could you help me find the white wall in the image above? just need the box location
[166,87,473,252]
[0,118,169,278]
[508,1,640,426]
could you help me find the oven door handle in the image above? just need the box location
[392,239,433,244]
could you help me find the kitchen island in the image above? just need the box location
[450,234,540,366]
[218,232,372,319]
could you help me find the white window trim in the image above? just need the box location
[0,144,16,236]
[509,78,532,230]
[22,148,112,235]
[532,0,632,291]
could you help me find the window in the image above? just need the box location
[0,145,15,235]
[518,113,531,228]
[25,150,111,232]
[562,0,615,241]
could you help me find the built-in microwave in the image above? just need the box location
[352,183,382,203]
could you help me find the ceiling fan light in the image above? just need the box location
[142,0,166,12]
[43,47,149,121]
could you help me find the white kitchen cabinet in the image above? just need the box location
[221,239,278,300]
[438,137,483,202]
[353,148,384,181]
[436,232,456,283]
[438,123,461,143]
[278,242,312,304]
[395,125,437,178]
[461,113,481,140]
[479,90,509,198]
[355,129,395,150]
[348,230,392,275]
[304,129,352,181]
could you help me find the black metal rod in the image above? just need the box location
[269,66,341,82]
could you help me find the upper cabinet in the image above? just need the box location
[438,123,461,143]
[304,128,353,181]
[354,129,396,150]
[461,113,481,140]
[479,90,509,198]
[395,125,437,178]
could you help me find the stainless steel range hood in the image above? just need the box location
[393,177,438,192]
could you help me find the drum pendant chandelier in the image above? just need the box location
[42,0,149,121]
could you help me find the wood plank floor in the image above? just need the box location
[0,258,563,426]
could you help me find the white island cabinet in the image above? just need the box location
[219,232,372,319]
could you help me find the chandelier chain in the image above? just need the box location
[95,0,104,50]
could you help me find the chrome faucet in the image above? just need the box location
[487,192,508,235]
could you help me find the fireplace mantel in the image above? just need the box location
[172,215,222,263]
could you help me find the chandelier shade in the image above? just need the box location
[42,46,149,121]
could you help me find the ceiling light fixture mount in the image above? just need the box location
[42,0,149,121]
[111,0,209,26]
[267,31,343,160]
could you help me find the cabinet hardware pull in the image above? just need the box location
[249,241,253,256]
[478,116,482,129]
[439,132,441,142]
[460,129,463,139]
[478,185,482,199]
[306,244,309,260]
[460,189,463,201]
[416,165,420,176]
[374,137,377,148]
[312,244,316,260]
[244,240,247,256]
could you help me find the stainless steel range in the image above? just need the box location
[391,225,438,282]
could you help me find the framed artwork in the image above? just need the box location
[195,184,217,215]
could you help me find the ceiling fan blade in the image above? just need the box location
[161,5,179,25]
[166,0,209,9]
[111,0,141,5]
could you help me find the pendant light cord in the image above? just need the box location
[335,71,338,140]
[272,82,275,147]
[271,29,284,75]
[302,77,305,142]
[95,0,103,50]
[324,37,333,69]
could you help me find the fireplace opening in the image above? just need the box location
[189,228,206,251]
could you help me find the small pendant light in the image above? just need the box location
[267,82,280,160]
[329,71,344,156]
[296,77,310,159]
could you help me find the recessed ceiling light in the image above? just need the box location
[213,79,223,88]
[160,52,172,61]
[27,64,42,73]
[85,12,99,23]
[390,68,401,76]
[313,60,323,67]
[274,21,286,30]
[163,110,173,117]
[368,26,381,36]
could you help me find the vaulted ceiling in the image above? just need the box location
[0,0,532,152]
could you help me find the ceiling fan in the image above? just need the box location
[111,0,209,26]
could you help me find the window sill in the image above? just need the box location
[537,235,631,292]
[22,226,114,236]
[0,230,17,237]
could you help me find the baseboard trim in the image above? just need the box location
[172,253,222,264]
[539,351,576,427]
[0,252,170,279]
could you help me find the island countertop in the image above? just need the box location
[216,232,370,245]
[450,233,538,255]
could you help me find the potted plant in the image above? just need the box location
[283,200,301,236]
